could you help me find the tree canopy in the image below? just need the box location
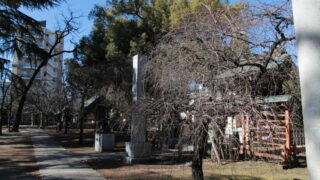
[0,0,63,58]
[66,1,297,179]
[66,0,237,124]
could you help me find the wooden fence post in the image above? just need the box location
[283,110,290,163]
[241,113,245,156]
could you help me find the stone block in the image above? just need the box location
[124,156,152,164]
[124,142,151,164]
[125,142,151,158]
[95,133,115,152]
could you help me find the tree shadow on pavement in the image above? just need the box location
[0,130,40,179]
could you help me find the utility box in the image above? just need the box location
[95,133,115,152]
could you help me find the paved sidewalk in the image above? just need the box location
[28,128,106,180]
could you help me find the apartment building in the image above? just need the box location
[12,21,64,91]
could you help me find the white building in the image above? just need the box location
[12,21,64,90]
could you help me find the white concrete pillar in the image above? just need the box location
[125,55,151,164]
[131,55,147,143]
[292,1,320,179]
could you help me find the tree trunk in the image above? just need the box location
[0,95,4,135]
[192,152,204,180]
[7,92,13,131]
[79,93,85,145]
[12,93,27,132]
[39,112,44,129]
[0,104,4,135]
[45,114,49,128]
[12,56,49,132]
[192,123,208,180]
[0,115,2,135]
[56,114,62,132]
[59,115,63,131]
[79,114,84,145]
[208,123,221,164]
[0,73,10,134]
[7,107,11,131]
[64,113,68,134]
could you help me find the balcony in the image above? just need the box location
[48,36,56,46]
[19,72,41,79]
[46,79,55,87]
[48,59,59,68]
[20,62,40,69]
[46,68,57,77]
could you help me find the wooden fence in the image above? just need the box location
[240,110,304,164]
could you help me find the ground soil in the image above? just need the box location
[46,127,308,180]
[0,128,40,180]
[44,128,98,154]
[83,158,307,180]
[44,128,126,154]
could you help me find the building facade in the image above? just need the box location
[12,21,64,90]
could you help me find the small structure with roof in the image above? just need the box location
[84,95,115,152]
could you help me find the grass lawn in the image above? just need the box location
[83,158,307,180]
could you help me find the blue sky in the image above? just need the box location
[20,0,286,59]
[20,0,106,58]
[20,0,245,53]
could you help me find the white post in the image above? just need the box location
[131,55,147,143]
[292,1,320,179]
[31,113,34,127]
[125,55,151,164]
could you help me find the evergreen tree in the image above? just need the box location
[0,0,62,58]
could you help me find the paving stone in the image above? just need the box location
[28,128,106,180]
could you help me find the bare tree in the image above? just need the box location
[143,1,297,180]
[0,63,23,134]
[24,78,68,128]
[0,68,11,134]
[11,14,79,132]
